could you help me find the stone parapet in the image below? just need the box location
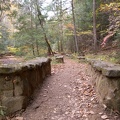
[87,59,120,111]
[0,57,51,115]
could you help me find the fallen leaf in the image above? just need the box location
[89,110,95,115]
[99,112,103,115]
[101,115,108,119]
[15,117,24,120]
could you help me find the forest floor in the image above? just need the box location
[9,57,120,120]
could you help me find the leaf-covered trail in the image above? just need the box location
[19,58,119,120]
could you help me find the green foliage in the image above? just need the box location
[75,0,93,31]
[0,0,119,58]
[7,46,20,53]
[86,52,120,64]
[115,30,120,63]
[0,0,11,17]
[0,24,10,52]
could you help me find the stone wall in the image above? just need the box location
[0,57,51,115]
[87,59,120,111]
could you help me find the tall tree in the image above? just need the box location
[59,0,64,52]
[51,0,66,53]
[71,0,79,53]
[93,0,97,51]
[35,0,53,55]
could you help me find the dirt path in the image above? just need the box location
[15,58,119,120]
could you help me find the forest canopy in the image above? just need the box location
[0,0,120,59]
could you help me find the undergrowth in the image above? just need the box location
[86,52,120,64]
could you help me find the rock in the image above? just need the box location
[2,96,25,114]
[102,66,120,77]
[55,56,64,63]
[0,77,5,90]
[3,90,13,97]
[77,56,85,59]
[77,56,86,62]
[15,117,24,120]
[3,80,13,90]
[0,66,15,74]
[99,112,103,115]
[89,110,95,115]
[14,77,23,96]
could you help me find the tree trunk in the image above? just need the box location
[60,29,64,53]
[36,39,39,56]
[60,0,64,53]
[58,41,60,52]
[31,44,35,56]
[36,2,53,55]
[71,0,79,53]
[35,23,39,56]
[30,1,36,56]
[93,0,97,51]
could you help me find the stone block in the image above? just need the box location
[3,90,13,97]
[78,56,86,62]
[0,77,5,90]
[102,66,120,77]
[3,81,13,90]
[95,76,120,111]
[88,59,120,77]
[2,96,25,114]
[14,77,23,96]
[0,66,15,74]
[21,74,32,97]
[55,56,64,63]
